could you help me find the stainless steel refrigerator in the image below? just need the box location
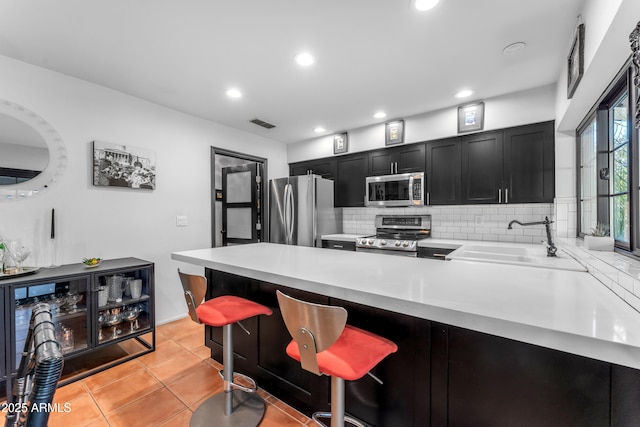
[269,175,342,247]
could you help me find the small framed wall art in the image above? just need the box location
[567,23,585,99]
[385,120,404,146]
[333,132,348,154]
[457,102,484,133]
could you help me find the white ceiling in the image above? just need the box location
[0,0,585,144]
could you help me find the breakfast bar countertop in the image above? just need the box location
[172,243,640,370]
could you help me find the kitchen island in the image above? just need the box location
[172,243,640,426]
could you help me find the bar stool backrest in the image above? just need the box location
[177,269,207,324]
[276,290,347,376]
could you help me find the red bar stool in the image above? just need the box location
[178,269,272,427]
[276,290,398,427]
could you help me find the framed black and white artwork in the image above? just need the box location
[93,141,156,189]
[457,102,484,133]
[333,132,348,154]
[385,120,404,146]
[567,23,585,99]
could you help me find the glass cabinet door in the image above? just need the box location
[95,267,153,345]
[12,278,90,371]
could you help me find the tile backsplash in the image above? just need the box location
[342,204,554,243]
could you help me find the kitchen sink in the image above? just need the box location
[446,244,587,271]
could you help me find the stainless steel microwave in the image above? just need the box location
[365,172,425,207]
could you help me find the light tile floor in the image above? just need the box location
[42,317,313,426]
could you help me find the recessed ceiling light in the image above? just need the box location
[226,88,242,98]
[413,0,440,12]
[455,89,473,98]
[502,42,526,55]
[314,126,326,133]
[373,111,387,119]
[295,52,315,67]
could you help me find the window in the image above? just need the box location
[579,118,598,234]
[577,62,638,252]
[609,92,630,246]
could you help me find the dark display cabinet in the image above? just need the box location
[1,258,155,400]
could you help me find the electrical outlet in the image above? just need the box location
[176,215,188,227]
[475,215,483,225]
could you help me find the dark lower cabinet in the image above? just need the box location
[432,323,640,427]
[322,240,356,251]
[204,270,640,427]
[335,298,428,427]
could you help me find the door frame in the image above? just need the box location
[211,147,268,247]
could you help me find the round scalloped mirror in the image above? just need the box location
[0,100,67,201]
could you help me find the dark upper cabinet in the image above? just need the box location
[289,158,336,180]
[368,144,425,176]
[460,121,555,205]
[461,132,504,204]
[336,153,368,207]
[426,138,461,205]
[503,121,555,203]
[288,121,554,207]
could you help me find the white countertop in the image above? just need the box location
[172,243,640,369]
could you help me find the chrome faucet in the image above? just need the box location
[507,216,557,257]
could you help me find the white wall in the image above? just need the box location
[288,84,556,163]
[553,0,640,238]
[0,55,288,324]
[556,0,640,133]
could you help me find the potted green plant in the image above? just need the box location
[584,223,614,251]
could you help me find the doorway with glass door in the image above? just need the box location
[211,148,267,247]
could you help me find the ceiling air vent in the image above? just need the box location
[250,118,276,129]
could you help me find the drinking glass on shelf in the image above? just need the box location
[5,240,31,273]
[65,292,83,313]
[130,279,142,299]
[123,305,140,332]
[61,327,74,353]
[97,310,107,341]
[106,307,122,339]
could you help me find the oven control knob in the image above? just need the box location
[394,241,401,247]
[380,240,387,246]
[402,241,409,247]
[367,239,374,245]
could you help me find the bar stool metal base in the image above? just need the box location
[190,390,265,427]
[312,412,366,427]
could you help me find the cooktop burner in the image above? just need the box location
[356,215,431,254]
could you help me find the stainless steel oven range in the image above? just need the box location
[356,215,431,257]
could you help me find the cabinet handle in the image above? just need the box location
[333,244,344,249]
[390,163,394,174]
[505,188,509,204]
[427,192,430,205]
[433,253,448,258]
[395,162,398,174]
[498,188,502,204]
